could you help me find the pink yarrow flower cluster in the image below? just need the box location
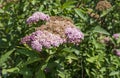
[26,12,50,24]
[21,27,84,51]
[113,33,120,40]
[20,35,31,44]
[21,30,64,51]
[65,27,84,45]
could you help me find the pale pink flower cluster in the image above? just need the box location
[21,30,64,51]
[21,27,84,52]
[26,12,50,24]
[113,33,120,40]
[65,27,84,45]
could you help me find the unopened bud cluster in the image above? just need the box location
[96,0,112,11]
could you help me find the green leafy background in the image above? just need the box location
[0,0,120,78]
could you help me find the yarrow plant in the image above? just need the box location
[2,1,120,78]
[21,15,84,51]
[21,13,84,52]
[26,12,50,24]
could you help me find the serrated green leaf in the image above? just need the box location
[93,26,110,35]
[2,67,19,74]
[58,70,66,78]
[86,56,98,63]
[62,0,76,9]
[35,68,46,78]
[73,49,80,55]
[75,9,87,21]
[66,54,78,63]
[100,6,114,17]
[100,67,106,72]
[31,0,36,5]
[66,54,78,60]
[109,71,119,76]
[17,48,41,67]
[21,58,41,67]
[0,9,4,13]
[19,67,33,76]
[58,70,70,78]
[0,49,15,67]
[62,47,72,52]
[17,48,40,58]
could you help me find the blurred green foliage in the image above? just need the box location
[0,0,120,78]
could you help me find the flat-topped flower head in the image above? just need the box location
[22,16,84,51]
[21,30,64,52]
[26,12,50,24]
[31,30,64,48]
[36,16,76,39]
[65,27,84,45]
[32,12,50,21]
